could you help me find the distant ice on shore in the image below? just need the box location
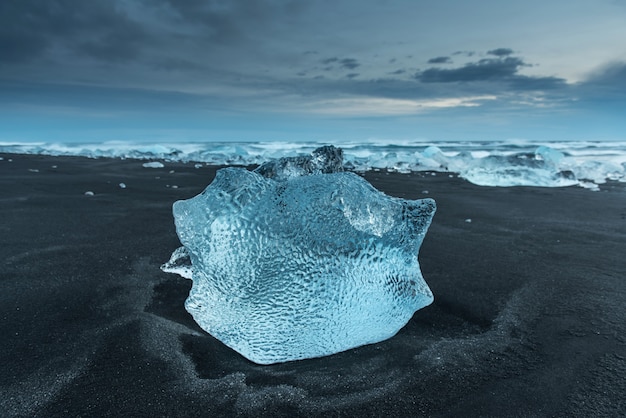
[1,140,625,189]
[142,161,164,168]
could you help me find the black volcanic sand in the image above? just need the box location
[1,153,625,417]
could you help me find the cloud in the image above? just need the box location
[0,0,50,63]
[585,61,626,86]
[0,0,308,69]
[321,57,360,70]
[488,48,514,57]
[1,1,620,132]
[427,56,452,64]
[340,58,360,70]
[151,58,207,72]
[0,29,47,63]
[415,53,567,90]
[76,26,149,63]
[160,0,305,45]
[508,76,567,91]
[302,95,497,116]
[161,0,242,44]
[417,56,526,82]
[573,61,626,101]
[452,50,476,57]
[0,1,152,64]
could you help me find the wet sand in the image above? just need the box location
[1,153,625,417]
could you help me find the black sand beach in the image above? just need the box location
[1,153,625,417]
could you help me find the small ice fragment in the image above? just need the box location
[578,181,600,191]
[52,165,57,169]
[169,170,175,174]
[194,163,203,169]
[28,169,39,173]
[119,183,126,189]
[422,190,429,194]
[465,218,472,223]
[161,246,193,279]
[0,157,4,161]
[142,161,164,168]
[84,191,95,196]
[171,185,178,189]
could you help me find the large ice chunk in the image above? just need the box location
[163,146,436,364]
[461,149,578,187]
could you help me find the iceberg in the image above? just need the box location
[460,149,578,188]
[163,146,436,364]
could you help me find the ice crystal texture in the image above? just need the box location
[164,146,436,364]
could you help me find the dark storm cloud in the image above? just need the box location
[0,0,150,64]
[414,54,553,89]
[414,53,567,90]
[154,0,308,49]
[0,1,48,62]
[488,48,514,57]
[345,73,359,79]
[159,0,247,45]
[389,69,406,75]
[76,24,149,63]
[417,56,527,82]
[0,0,305,68]
[427,56,452,64]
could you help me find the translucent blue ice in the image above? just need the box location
[164,147,436,364]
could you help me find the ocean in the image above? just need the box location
[2,139,625,190]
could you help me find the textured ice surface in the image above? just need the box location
[164,146,436,364]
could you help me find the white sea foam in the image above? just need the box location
[1,140,625,188]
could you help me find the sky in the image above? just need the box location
[1,0,626,144]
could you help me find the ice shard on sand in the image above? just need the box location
[163,146,436,364]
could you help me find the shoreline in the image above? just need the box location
[1,153,625,417]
